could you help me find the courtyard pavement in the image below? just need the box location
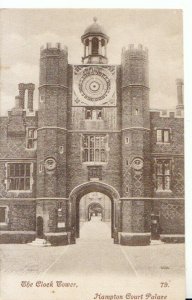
[0,217,185,300]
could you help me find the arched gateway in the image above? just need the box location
[68,182,120,243]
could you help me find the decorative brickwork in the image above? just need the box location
[153,199,184,235]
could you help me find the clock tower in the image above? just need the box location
[36,19,152,245]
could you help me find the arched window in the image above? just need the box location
[92,38,99,55]
[85,39,89,56]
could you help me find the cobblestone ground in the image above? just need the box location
[0,218,185,300]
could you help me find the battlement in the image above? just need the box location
[150,109,184,119]
[122,44,148,55]
[40,43,68,53]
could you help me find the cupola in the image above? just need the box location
[81,17,109,64]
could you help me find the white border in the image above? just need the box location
[0,0,184,9]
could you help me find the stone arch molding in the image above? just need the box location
[68,181,121,239]
[69,181,120,202]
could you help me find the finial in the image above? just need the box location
[93,17,97,22]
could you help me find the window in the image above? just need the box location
[92,37,99,55]
[40,95,45,103]
[59,146,64,154]
[125,137,129,144]
[101,39,105,55]
[0,207,8,225]
[26,128,37,149]
[85,108,102,120]
[7,163,32,191]
[82,135,107,163]
[156,160,171,191]
[39,163,43,173]
[156,129,170,143]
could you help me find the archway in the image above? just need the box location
[68,182,120,243]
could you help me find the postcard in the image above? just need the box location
[0,9,185,300]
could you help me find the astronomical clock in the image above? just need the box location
[73,65,116,106]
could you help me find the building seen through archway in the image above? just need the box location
[79,192,111,240]
[80,192,111,222]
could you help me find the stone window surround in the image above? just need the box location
[156,127,171,144]
[85,107,103,120]
[81,134,110,164]
[125,137,129,144]
[0,205,9,226]
[154,158,172,192]
[5,162,34,193]
[26,127,37,150]
[59,145,64,154]
[39,162,43,173]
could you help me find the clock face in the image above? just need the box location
[79,69,111,102]
[73,66,116,106]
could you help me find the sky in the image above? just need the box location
[0,9,183,115]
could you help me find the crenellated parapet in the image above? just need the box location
[121,44,149,88]
[39,43,68,88]
[122,43,148,56]
[150,109,184,118]
[40,42,68,53]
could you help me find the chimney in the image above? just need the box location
[176,78,184,110]
[18,83,35,111]
[15,95,23,109]
[27,83,35,112]
[18,83,25,109]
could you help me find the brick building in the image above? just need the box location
[79,192,111,223]
[0,19,184,246]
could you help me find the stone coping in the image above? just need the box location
[45,232,68,236]
[160,234,185,237]
[120,232,151,236]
